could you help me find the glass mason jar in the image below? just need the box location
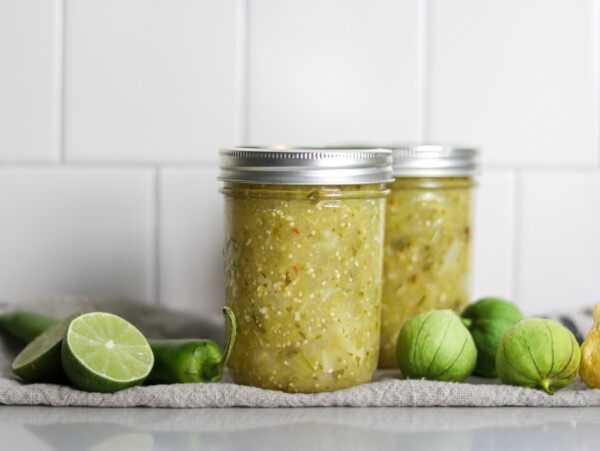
[219,147,392,393]
[378,145,479,368]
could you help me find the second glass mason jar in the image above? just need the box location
[378,145,479,368]
[219,147,392,393]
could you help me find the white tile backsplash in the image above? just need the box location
[246,0,421,145]
[0,167,154,303]
[428,0,599,168]
[0,0,60,161]
[518,171,600,315]
[0,1,599,315]
[472,170,514,303]
[159,167,224,315]
[64,0,237,163]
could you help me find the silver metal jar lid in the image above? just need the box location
[218,146,393,185]
[388,144,479,177]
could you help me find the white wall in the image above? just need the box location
[1,0,598,316]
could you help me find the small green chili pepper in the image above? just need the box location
[0,310,59,343]
[145,307,236,384]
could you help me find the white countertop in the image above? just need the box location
[0,405,598,451]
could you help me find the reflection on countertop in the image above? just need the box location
[0,406,599,451]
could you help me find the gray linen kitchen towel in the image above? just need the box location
[1,296,599,408]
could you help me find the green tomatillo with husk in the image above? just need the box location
[396,310,477,382]
[495,318,581,394]
[461,297,523,377]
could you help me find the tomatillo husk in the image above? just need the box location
[396,310,477,382]
[580,301,600,388]
[461,297,523,377]
[495,318,581,394]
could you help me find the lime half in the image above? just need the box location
[61,312,154,393]
[12,313,80,383]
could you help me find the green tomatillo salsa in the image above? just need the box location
[379,177,474,368]
[222,183,388,393]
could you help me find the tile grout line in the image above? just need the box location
[0,162,218,169]
[235,0,249,145]
[509,168,521,305]
[152,167,161,306]
[54,0,66,163]
[416,0,430,141]
[594,0,600,168]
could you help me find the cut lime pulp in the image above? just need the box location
[61,312,154,393]
[12,313,80,383]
